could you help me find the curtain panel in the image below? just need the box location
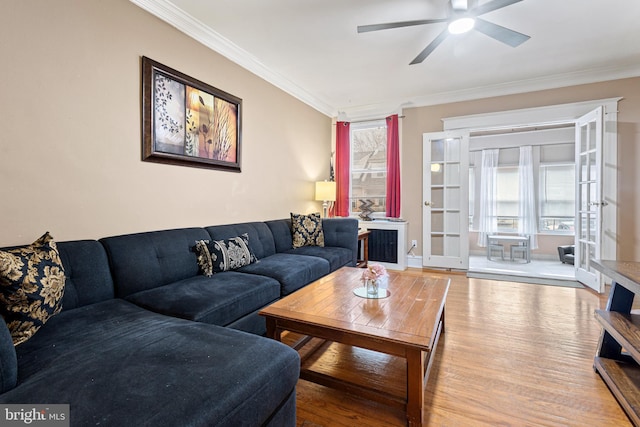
[477,149,499,247]
[332,121,350,217]
[386,114,401,218]
[518,146,538,249]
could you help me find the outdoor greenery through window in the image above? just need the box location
[350,121,387,214]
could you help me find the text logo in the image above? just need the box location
[0,405,69,427]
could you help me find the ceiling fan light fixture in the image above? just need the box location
[448,17,475,34]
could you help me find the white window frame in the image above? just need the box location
[538,162,576,235]
[349,119,388,218]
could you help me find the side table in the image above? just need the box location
[356,230,370,268]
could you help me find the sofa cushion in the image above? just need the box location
[265,219,353,271]
[321,217,359,267]
[100,228,210,298]
[0,299,300,427]
[291,212,324,248]
[0,316,17,393]
[195,234,258,276]
[282,246,353,272]
[0,232,65,345]
[206,222,276,259]
[238,253,330,296]
[265,219,295,253]
[124,271,280,327]
[57,240,115,311]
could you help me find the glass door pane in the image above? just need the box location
[575,107,603,292]
[423,131,469,269]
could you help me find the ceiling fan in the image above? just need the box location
[357,0,530,65]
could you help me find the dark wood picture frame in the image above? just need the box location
[141,56,242,172]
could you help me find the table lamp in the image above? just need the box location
[315,181,336,218]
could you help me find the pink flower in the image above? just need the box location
[361,263,388,282]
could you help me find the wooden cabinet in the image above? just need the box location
[592,260,640,426]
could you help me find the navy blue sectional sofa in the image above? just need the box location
[0,218,358,426]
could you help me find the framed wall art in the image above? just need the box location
[141,56,242,172]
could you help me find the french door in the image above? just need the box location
[575,107,604,292]
[422,131,469,269]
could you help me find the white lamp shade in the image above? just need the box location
[315,181,336,202]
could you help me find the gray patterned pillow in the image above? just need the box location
[194,233,258,277]
[291,212,325,248]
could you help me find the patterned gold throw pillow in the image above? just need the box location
[0,232,66,346]
[291,212,325,248]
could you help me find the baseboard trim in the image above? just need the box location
[407,255,423,269]
[466,271,583,288]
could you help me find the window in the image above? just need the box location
[539,163,575,233]
[496,166,519,231]
[469,141,576,235]
[350,121,387,214]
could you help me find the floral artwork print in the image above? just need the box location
[153,72,238,162]
[143,58,242,171]
[154,74,186,155]
[184,88,238,162]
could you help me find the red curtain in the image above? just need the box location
[332,121,350,217]
[386,114,401,218]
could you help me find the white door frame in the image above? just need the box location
[574,107,604,292]
[442,98,620,290]
[422,131,470,269]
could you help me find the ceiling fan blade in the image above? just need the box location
[472,0,523,16]
[357,18,448,33]
[410,29,450,65]
[474,18,530,47]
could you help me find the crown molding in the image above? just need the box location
[130,0,335,117]
[132,1,640,120]
[337,63,640,118]
[442,97,622,130]
[410,62,640,108]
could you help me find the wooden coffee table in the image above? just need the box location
[259,267,449,427]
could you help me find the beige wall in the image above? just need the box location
[3,1,639,260]
[0,0,331,247]
[402,77,640,260]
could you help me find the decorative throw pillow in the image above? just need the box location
[0,232,66,346]
[291,212,325,248]
[194,240,215,277]
[194,233,258,277]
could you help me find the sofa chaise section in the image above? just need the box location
[0,239,299,426]
[1,298,299,426]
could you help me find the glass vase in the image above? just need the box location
[366,278,378,296]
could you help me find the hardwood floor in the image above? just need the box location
[291,269,632,426]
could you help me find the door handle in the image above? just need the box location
[424,201,431,206]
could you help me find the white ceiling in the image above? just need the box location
[133,0,640,119]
